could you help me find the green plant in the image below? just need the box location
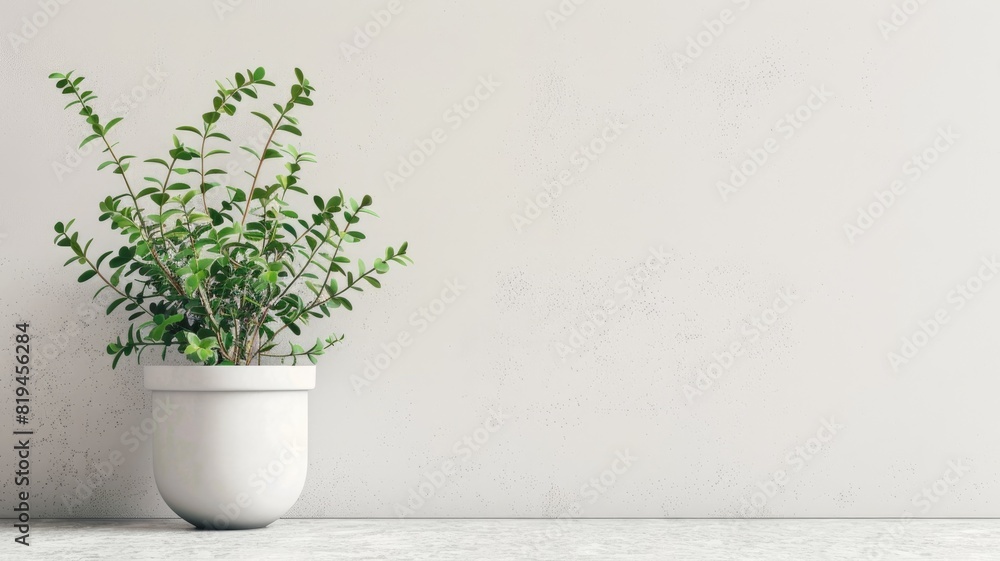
[48,67,412,367]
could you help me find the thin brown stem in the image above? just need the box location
[258,265,376,358]
[240,114,285,228]
[72,78,185,298]
[83,257,153,317]
[244,223,331,364]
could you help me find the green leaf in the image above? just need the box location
[80,134,100,148]
[104,117,124,133]
[325,279,339,298]
[110,266,124,287]
[202,112,221,124]
[107,298,127,314]
[253,67,265,80]
[78,270,98,283]
[95,250,113,268]
[278,124,302,136]
[185,274,201,293]
[108,246,135,268]
[251,111,273,127]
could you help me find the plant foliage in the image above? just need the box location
[48,67,412,367]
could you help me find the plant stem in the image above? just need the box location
[258,264,377,357]
[71,77,186,298]
[83,256,153,317]
[245,222,331,364]
[239,114,285,228]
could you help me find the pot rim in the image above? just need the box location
[144,365,316,392]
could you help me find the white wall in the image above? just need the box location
[2,0,999,518]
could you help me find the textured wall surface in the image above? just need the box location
[1,0,999,518]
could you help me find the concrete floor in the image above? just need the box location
[9,518,1000,560]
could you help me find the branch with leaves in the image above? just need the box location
[48,67,412,368]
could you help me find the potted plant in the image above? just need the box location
[47,67,412,529]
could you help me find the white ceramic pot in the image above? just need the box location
[144,365,314,530]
